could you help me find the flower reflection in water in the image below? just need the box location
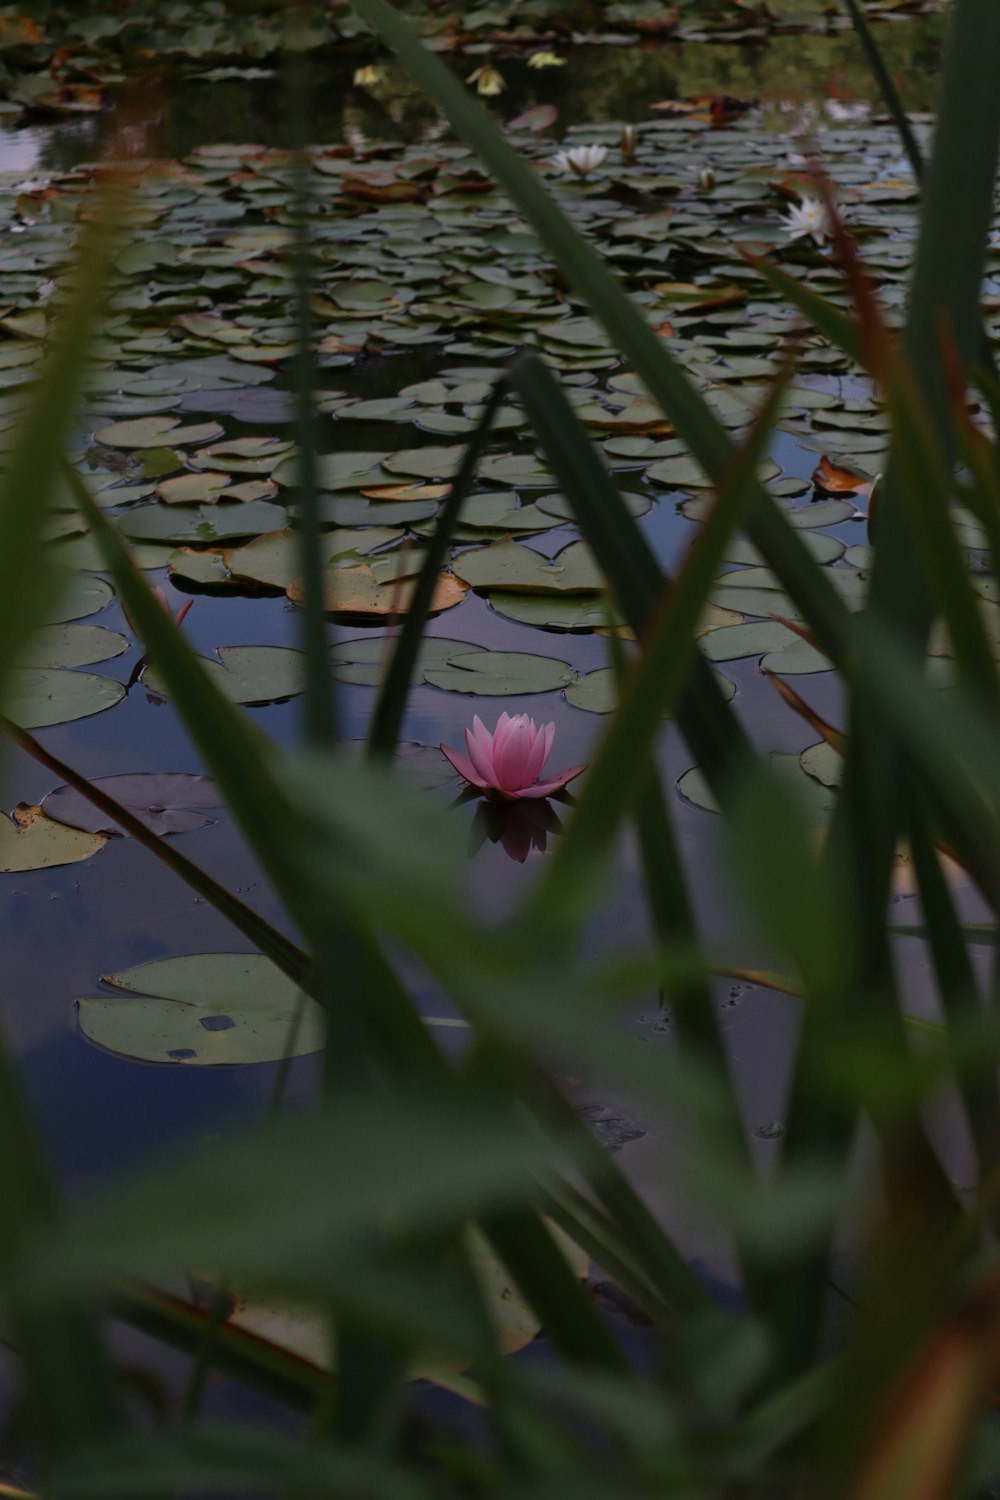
[469,797,565,864]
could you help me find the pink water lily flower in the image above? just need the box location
[441,713,586,801]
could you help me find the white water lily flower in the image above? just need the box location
[466,64,506,97]
[825,98,870,123]
[551,144,608,178]
[780,195,834,245]
[528,50,566,68]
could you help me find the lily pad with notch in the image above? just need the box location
[43,773,222,838]
[143,646,307,706]
[5,668,125,729]
[76,953,323,1066]
[0,803,106,873]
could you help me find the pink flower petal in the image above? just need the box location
[515,763,587,799]
[495,715,535,791]
[441,742,489,789]
[465,724,498,787]
[523,719,554,785]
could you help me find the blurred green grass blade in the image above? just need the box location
[7,719,307,985]
[479,1209,629,1371]
[906,800,1000,1173]
[43,1422,431,1500]
[533,362,795,915]
[903,0,1000,401]
[352,0,853,667]
[747,257,863,366]
[882,366,999,698]
[27,1094,582,1302]
[840,0,924,180]
[891,924,999,945]
[0,199,119,704]
[0,194,128,1454]
[286,47,335,747]
[367,377,508,757]
[510,354,754,794]
[64,467,317,932]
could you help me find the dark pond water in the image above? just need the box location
[0,18,981,1476]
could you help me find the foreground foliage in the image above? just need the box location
[3,0,1000,1496]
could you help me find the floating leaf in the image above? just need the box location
[18,624,128,670]
[223,527,405,591]
[453,540,604,594]
[0,803,106,873]
[810,454,875,497]
[119,501,288,544]
[297,565,468,618]
[5,669,125,729]
[43,773,222,838]
[95,416,224,449]
[77,953,323,1066]
[424,649,577,696]
[567,666,735,714]
[329,636,474,687]
[143,647,306,707]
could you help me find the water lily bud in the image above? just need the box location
[620,125,637,161]
[466,63,506,97]
[699,166,716,191]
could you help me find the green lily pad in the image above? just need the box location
[799,740,843,789]
[224,528,405,591]
[5,668,125,729]
[144,646,306,706]
[488,592,619,631]
[424,649,577,696]
[698,621,796,662]
[77,953,323,1066]
[95,415,224,448]
[119,501,288,544]
[329,636,474,687]
[453,540,603,594]
[18,624,128,669]
[45,573,115,624]
[0,803,106,873]
[155,471,233,504]
[383,445,465,480]
[536,490,651,521]
[566,666,735,714]
[760,635,834,674]
[679,752,838,822]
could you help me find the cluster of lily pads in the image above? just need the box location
[1,85,994,1058]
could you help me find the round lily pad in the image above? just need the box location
[43,773,221,838]
[77,953,323,1066]
[5,668,125,729]
[18,624,128,669]
[453,540,603,594]
[119,500,288,544]
[424,649,577,696]
[46,573,115,624]
[223,527,404,591]
[488,592,619,631]
[297,565,468,618]
[0,803,106,873]
[95,415,224,449]
[144,646,306,706]
[566,666,735,714]
[329,636,474,687]
[698,621,796,663]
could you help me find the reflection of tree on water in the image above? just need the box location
[469,797,565,863]
[23,12,946,173]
